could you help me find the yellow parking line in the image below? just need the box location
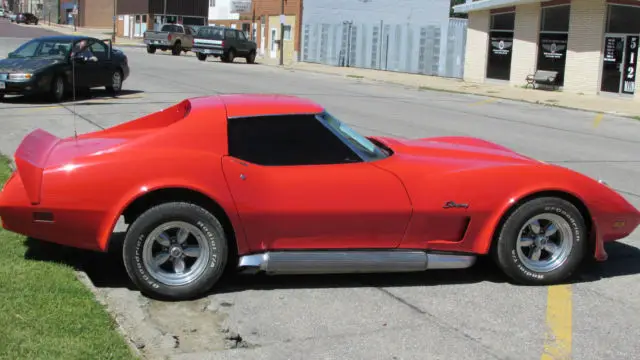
[469,98,497,106]
[541,284,572,360]
[592,113,604,128]
[21,105,63,112]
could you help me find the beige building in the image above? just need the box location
[453,0,640,100]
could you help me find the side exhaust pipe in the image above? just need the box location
[237,250,476,275]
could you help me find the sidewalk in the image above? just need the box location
[257,57,640,119]
[37,22,144,46]
[36,23,640,120]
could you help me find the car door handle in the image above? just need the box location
[230,158,249,167]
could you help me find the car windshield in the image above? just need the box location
[197,26,225,40]
[318,112,391,161]
[9,39,73,59]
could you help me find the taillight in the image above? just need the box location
[168,34,172,41]
[221,41,225,47]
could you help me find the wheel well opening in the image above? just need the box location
[120,188,238,260]
[490,190,594,255]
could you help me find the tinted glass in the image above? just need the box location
[606,4,640,34]
[10,39,73,58]
[490,12,515,31]
[228,115,361,166]
[197,26,225,39]
[540,5,570,33]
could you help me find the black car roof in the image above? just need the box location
[31,35,94,42]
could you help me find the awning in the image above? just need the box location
[453,0,546,13]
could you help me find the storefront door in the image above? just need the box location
[601,35,638,95]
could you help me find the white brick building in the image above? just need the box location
[454,0,640,100]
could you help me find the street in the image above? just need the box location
[1,19,640,360]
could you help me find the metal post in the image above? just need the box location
[111,0,116,42]
[163,0,167,23]
[279,0,284,66]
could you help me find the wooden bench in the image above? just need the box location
[525,70,560,90]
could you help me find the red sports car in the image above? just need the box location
[1,94,638,300]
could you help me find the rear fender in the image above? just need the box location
[97,181,248,254]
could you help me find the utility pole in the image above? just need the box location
[278,0,284,66]
[163,0,166,23]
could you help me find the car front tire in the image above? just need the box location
[494,196,588,285]
[122,202,229,300]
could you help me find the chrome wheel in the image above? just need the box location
[111,71,122,92]
[515,213,573,273]
[142,221,210,286]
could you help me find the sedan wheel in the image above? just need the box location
[106,70,122,95]
[50,76,65,102]
[122,202,229,300]
[493,196,587,285]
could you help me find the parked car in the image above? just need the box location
[1,94,638,300]
[0,35,130,102]
[143,23,196,56]
[192,26,257,63]
[15,12,38,25]
[0,8,5,18]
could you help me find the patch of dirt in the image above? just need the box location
[83,280,258,360]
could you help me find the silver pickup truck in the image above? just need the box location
[143,24,196,56]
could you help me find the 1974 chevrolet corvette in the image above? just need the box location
[1,94,638,300]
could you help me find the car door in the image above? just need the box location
[70,39,102,88]
[221,113,413,251]
[87,40,114,86]
[235,30,251,56]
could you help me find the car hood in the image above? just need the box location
[371,135,542,174]
[0,57,64,73]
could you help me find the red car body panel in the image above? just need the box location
[0,94,638,263]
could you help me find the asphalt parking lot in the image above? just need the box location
[1,20,640,360]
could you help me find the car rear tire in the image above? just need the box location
[246,50,256,64]
[172,41,182,56]
[493,196,588,285]
[223,49,235,63]
[147,45,156,54]
[197,53,207,61]
[122,202,229,300]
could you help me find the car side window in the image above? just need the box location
[89,41,108,60]
[225,29,237,40]
[238,31,247,41]
[228,115,362,166]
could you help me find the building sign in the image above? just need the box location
[604,37,618,63]
[540,37,567,60]
[622,35,638,95]
[230,0,251,13]
[486,32,513,81]
[490,36,512,56]
[537,33,568,86]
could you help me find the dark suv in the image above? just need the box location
[16,13,38,25]
[192,26,257,64]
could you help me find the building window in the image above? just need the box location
[283,25,292,41]
[601,4,640,94]
[536,5,570,86]
[209,0,216,6]
[486,11,515,81]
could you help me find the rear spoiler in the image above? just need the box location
[14,129,61,205]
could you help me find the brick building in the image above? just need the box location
[60,0,113,28]
[208,0,303,62]
[115,0,208,38]
[454,0,640,100]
